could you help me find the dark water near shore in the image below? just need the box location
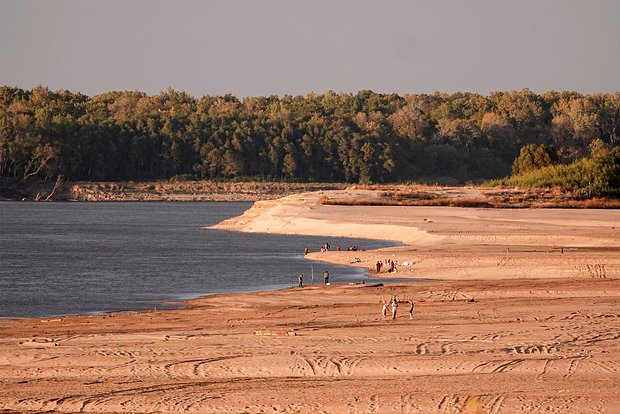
[0,202,398,318]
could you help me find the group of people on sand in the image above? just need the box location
[382,296,414,320]
[305,243,346,255]
[376,259,397,274]
[320,242,344,252]
[305,243,366,255]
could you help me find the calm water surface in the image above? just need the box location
[0,202,397,318]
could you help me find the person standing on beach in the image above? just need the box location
[376,261,381,273]
[298,274,304,288]
[323,270,329,284]
[391,297,398,320]
[408,301,414,319]
[382,303,388,320]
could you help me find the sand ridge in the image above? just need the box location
[1,189,619,413]
[213,190,619,281]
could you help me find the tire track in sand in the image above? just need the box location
[164,354,249,378]
[295,355,367,377]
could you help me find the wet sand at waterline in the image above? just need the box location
[1,189,619,413]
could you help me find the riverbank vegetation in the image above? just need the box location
[317,184,620,209]
[485,143,619,198]
[1,86,618,190]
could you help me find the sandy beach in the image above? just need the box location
[1,189,619,413]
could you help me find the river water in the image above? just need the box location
[0,202,397,318]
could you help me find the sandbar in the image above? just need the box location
[1,189,619,413]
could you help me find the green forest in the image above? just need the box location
[1,86,618,189]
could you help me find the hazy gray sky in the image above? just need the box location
[1,0,619,97]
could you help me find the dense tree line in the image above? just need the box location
[1,86,618,184]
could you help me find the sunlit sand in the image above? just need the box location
[1,189,619,413]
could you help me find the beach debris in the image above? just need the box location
[31,337,55,343]
[347,282,378,288]
[19,337,59,347]
[463,395,485,414]
[164,334,188,341]
[254,330,296,336]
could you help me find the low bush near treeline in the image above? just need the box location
[485,146,620,198]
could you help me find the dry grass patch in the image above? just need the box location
[321,184,619,209]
